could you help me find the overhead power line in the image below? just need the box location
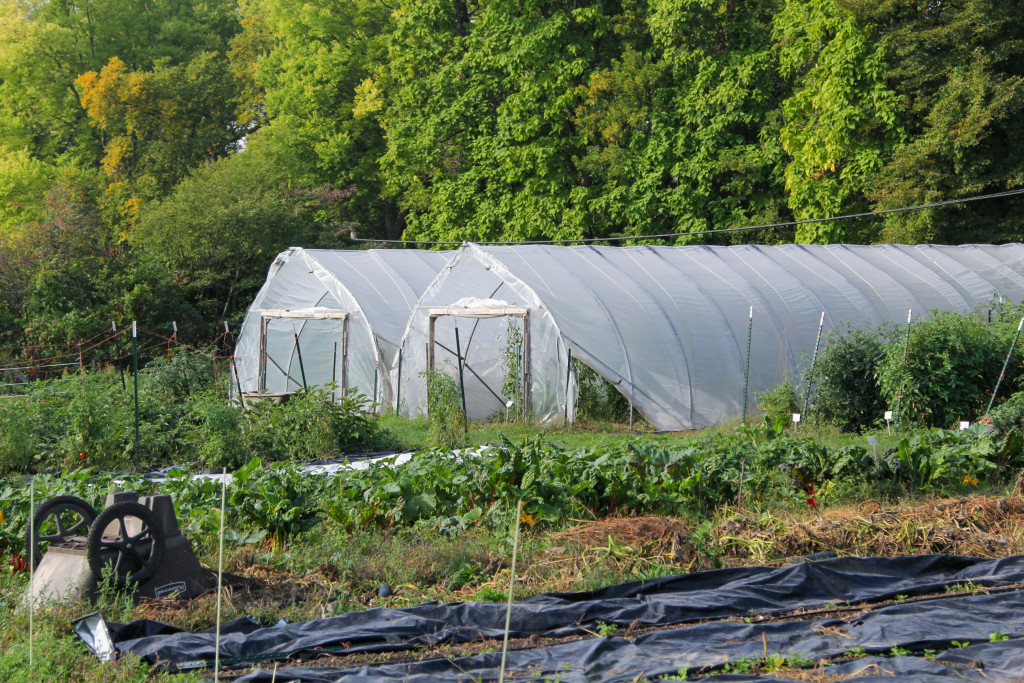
[351,187,1024,246]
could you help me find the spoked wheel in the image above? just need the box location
[25,495,98,566]
[86,501,166,587]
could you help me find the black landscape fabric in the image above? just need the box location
[234,594,1024,682]
[77,554,1024,673]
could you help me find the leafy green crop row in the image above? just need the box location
[3,423,1015,571]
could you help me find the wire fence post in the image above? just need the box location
[893,309,912,430]
[454,319,468,443]
[132,321,140,471]
[742,306,753,423]
[986,316,1024,415]
[331,341,338,404]
[372,360,379,415]
[802,312,825,417]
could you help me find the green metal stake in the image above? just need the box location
[986,316,1024,415]
[742,306,753,423]
[454,320,468,441]
[132,321,140,471]
[802,312,826,417]
[893,309,912,430]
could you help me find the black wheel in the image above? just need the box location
[86,501,166,587]
[25,495,98,566]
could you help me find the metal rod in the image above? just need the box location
[232,359,246,408]
[802,312,826,416]
[132,321,140,470]
[396,349,403,413]
[893,309,912,429]
[565,347,572,423]
[455,322,468,439]
[293,329,307,389]
[987,317,1024,414]
[742,306,753,423]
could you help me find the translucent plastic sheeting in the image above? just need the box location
[235,248,450,405]
[393,243,1024,431]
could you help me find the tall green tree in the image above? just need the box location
[242,0,398,239]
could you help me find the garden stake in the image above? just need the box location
[737,461,744,511]
[802,312,825,416]
[454,320,468,441]
[499,500,524,683]
[214,468,227,682]
[112,321,126,390]
[893,309,912,430]
[986,316,1024,415]
[132,321,140,471]
[629,403,634,432]
[77,342,85,389]
[743,306,753,423]
[292,325,308,389]
[396,348,403,413]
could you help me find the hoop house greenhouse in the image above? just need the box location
[234,247,450,405]
[393,242,1024,431]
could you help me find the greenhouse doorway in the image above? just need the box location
[427,306,530,421]
[255,308,350,395]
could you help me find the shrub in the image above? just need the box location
[805,324,887,432]
[757,382,798,431]
[423,365,465,449]
[877,311,1020,428]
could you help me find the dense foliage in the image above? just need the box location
[806,305,1024,430]
[1,0,1023,347]
[0,349,395,476]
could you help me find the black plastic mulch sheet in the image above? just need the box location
[77,554,1024,672]
[234,592,1024,682]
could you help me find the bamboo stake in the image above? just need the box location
[498,500,524,683]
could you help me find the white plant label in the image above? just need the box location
[960,421,970,430]
[884,411,893,420]
[792,413,801,423]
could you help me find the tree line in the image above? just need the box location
[1,0,1023,347]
